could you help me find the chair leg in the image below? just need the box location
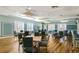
[46,47,48,53]
[39,47,47,53]
[18,43,20,53]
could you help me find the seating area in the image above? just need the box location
[0,31,78,53]
[0,6,79,53]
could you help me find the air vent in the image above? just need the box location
[76,14,79,16]
[51,6,59,8]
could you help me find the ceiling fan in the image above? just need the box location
[23,7,36,16]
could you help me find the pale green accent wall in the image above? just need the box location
[0,15,41,36]
[1,22,14,36]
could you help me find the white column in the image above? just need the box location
[77,20,79,33]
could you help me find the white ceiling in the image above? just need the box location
[0,6,79,22]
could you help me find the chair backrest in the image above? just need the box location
[22,36,33,47]
[18,33,23,40]
[59,31,64,38]
[64,30,68,36]
[34,32,40,36]
[24,31,29,36]
[42,30,46,35]
[59,31,63,35]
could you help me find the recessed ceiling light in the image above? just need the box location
[60,20,69,22]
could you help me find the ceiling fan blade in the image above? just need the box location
[24,11,33,15]
[23,11,37,16]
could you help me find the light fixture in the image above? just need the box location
[60,20,69,22]
[14,13,49,23]
[26,6,31,10]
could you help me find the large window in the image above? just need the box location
[39,24,42,30]
[48,24,55,31]
[27,23,33,31]
[14,21,24,32]
[58,24,67,31]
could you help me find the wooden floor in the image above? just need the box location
[47,37,72,53]
[0,36,79,53]
[47,37,79,53]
